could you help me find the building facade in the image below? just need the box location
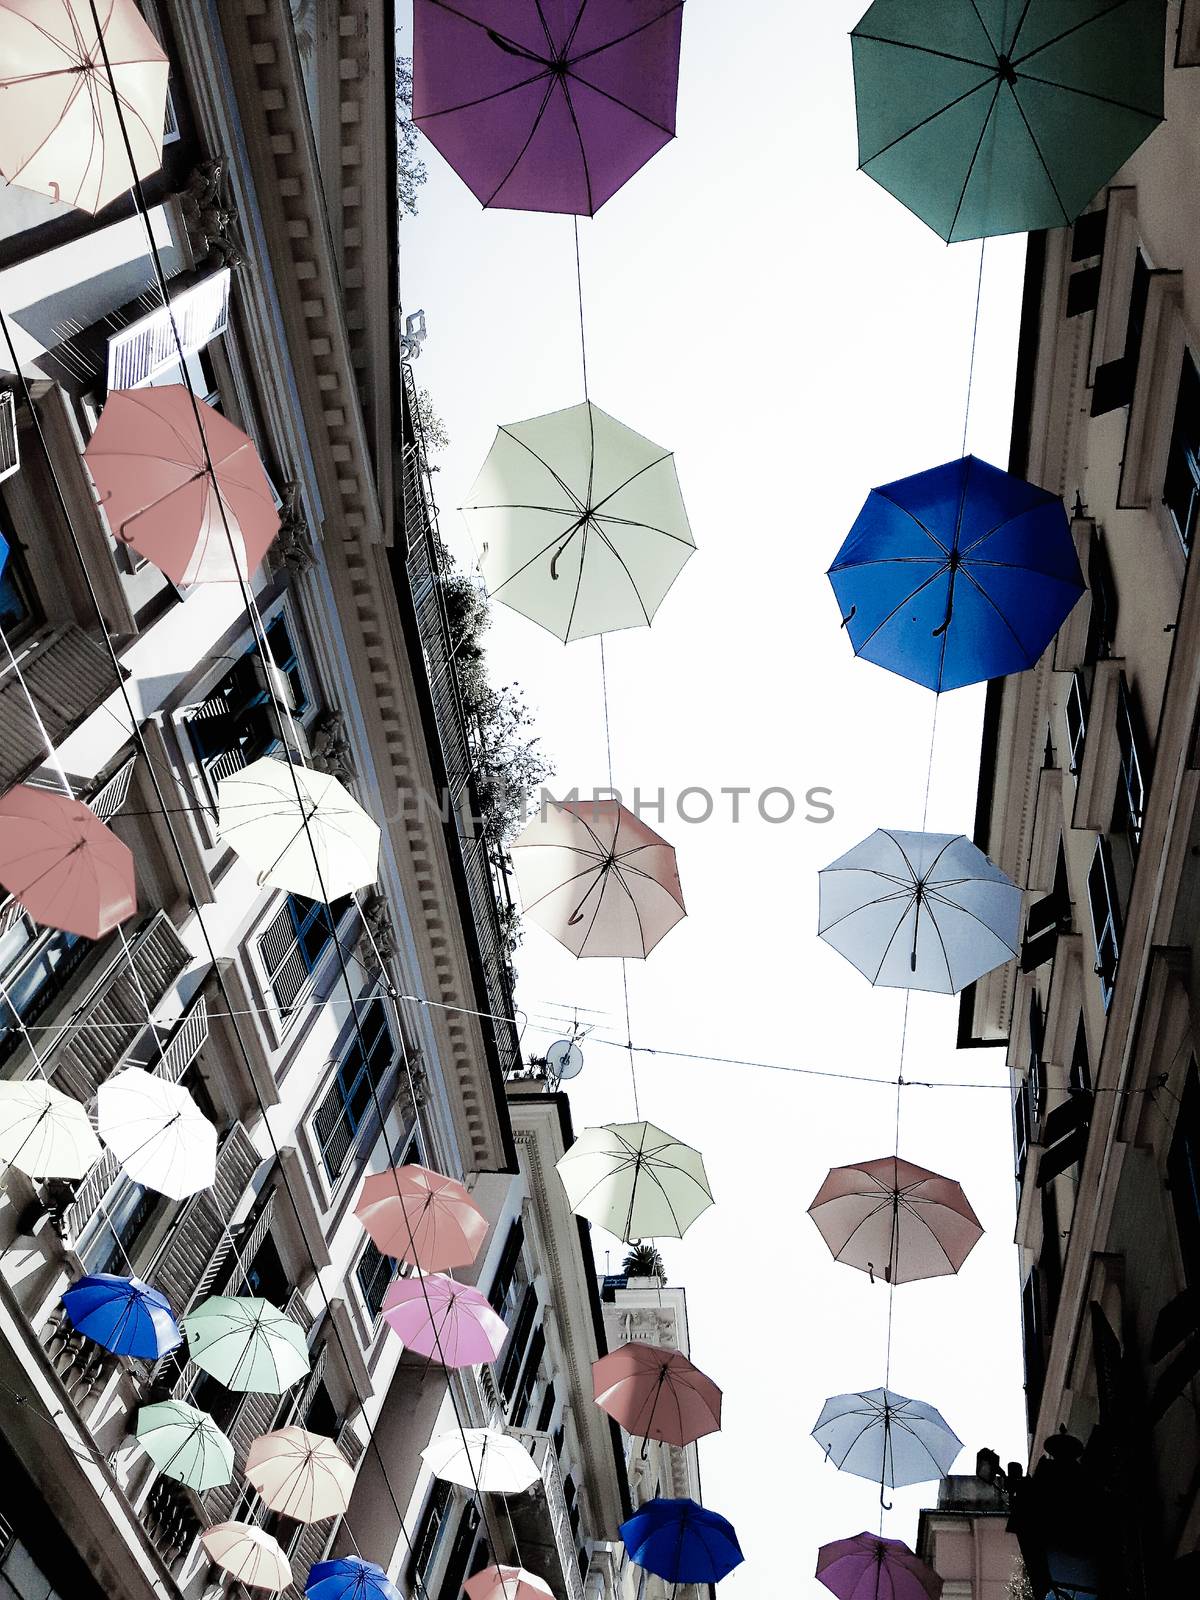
[959,6,1200,1592]
[916,1452,1020,1600]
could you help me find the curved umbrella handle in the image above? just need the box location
[879,1483,893,1511]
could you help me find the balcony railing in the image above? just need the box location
[0,623,126,792]
[509,1430,586,1600]
[147,1120,262,1317]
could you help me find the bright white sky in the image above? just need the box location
[401,2,1031,1591]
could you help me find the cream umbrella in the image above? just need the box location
[97,1067,216,1200]
[201,1523,291,1592]
[556,1121,714,1242]
[421,1429,540,1494]
[217,757,380,900]
[185,1296,310,1394]
[0,1078,100,1179]
[135,1400,234,1491]
[463,401,696,642]
[245,1426,354,1523]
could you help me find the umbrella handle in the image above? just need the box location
[839,605,856,629]
[879,1483,893,1511]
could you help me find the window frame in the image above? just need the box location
[1168,1061,1200,1288]
[1163,347,1200,555]
[1086,835,1122,1009]
[311,995,397,1184]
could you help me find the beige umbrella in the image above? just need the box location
[0,0,169,213]
[510,798,685,958]
[201,1523,291,1592]
[245,1426,354,1523]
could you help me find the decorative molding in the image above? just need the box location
[178,158,246,270]
[270,480,317,577]
[311,709,356,785]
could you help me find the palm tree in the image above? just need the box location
[621,1244,666,1282]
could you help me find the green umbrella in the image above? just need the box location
[851,0,1165,242]
[135,1400,235,1491]
[185,1296,310,1394]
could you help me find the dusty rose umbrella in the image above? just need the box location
[465,1568,554,1600]
[0,0,168,213]
[245,1426,354,1523]
[816,1532,942,1600]
[510,798,685,958]
[354,1164,488,1272]
[381,1273,508,1369]
[593,1341,721,1450]
[807,1156,983,1286]
[0,786,135,938]
[201,1523,291,1592]
[83,386,279,585]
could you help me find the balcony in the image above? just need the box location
[508,1431,586,1600]
[145,1120,262,1317]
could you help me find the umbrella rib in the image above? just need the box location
[568,3,684,70]
[592,510,694,547]
[563,521,591,640]
[558,75,596,217]
[849,31,993,71]
[1005,83,1071,227]
[924,888,1019,954]
[607,861,650,955]
[859,75,996,170]
[594,526,653,625]
[564,69,677,140]
[923,903,957,990]
[1011,68,1163,123]
[495,425,586,512]
[483,78,560,208]
[946,79,1004,242]
[589,451,676,517]
[1012,0,1139,70]
[870,896,918,985]
[956,560,1042,660]
[848,562,952,655]
[416,68,554,122]
[869,488,950,554]
[532,0,559,56]
[965,0,1000,55]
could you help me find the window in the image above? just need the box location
[312,998,395,1181]
[356,1238,398,1321]
[240,1231,290,1307]
[1028,992,1046,1125]
[535,1384,556,1433]
[0,914,89,1065]
[488,1218,526,1312]
[1069,1015,1092,1095]
[259,894,345,1015]
[1085,527,1118,660]
[0,1537,64,1600]
[79,1178,160,1277]
[437,1506,479,1600]
[1113,675,1149,853]
[408,1480,452,1587]
[1168,1062,1200,1286]
[1022,1265,1046,1434]
[188,617,313,786]
[1040,1185,1062,1334]
[106,268,231,392]
[1164,350,1200,553]
[1092,251,1151,415]
[1086,836,1121,1007]
[1014,1077,1033,1190]
[1036,1087,1092,1188]
[1021,842,1071,973]
[1065,672,1089,775]
[498,1284,538,1402]
[511,1325,546,1428]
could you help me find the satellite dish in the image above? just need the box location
[546,1038,584,1081]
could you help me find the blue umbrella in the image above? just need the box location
[619,1497,744,1585]
[828,455,1083,692]
[307,1559,402,1600]
[61,1273,182,1360]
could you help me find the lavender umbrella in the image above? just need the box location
[816,1533,942,1600]
[413,0,684,215]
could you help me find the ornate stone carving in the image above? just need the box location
[310,708,355,785]
[353,889,395,970]
[270,480,317,577]
[179,159,245,270]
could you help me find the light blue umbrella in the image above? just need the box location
[812,1387,962,1501]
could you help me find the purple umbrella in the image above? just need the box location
[816,1533,942,1600]
[413,0,684,215]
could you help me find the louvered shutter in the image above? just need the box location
[488,1218,524,1310]
[1036,1092,1094,1187]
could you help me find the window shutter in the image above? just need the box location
[1091,253,1151,416]
[0,390,19,483]
[314,1074,352,1179]
[259,901,308,1013]
[1021,891,1069,972]
[1086,837,1121,1000]
[408,1479,452,1584]
[1071,209,1107,261]
[1036,1092,1093,1187]
[1066,266,1101,318]
[0,625,124,792]
[106,268,231,391]
[1087,530,1118,657]
[488,1218,525,1310]
[1150,1286,1200,1419]
[498,1284,537,1400]
[511,1324,545,1425]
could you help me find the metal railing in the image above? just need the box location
[511,1430,586,1600]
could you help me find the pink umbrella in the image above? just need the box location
[592,1342,721,1449]
[83,386,279,585]
[510,798,685,958]
[807,1156,982,1285]
[354,1164,488,1272]
[381,1273,507,1368]
[816,1532,942,1600]
[464,1569,554,1600]
[0,786,135,938]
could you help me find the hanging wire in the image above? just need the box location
[961,240,986,458]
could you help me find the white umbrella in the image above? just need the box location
[0,1079,100,1179]
[216,757,380,900]
[97,1068,216,1200]
[463,401,696,642]
[201,1523,291,1592]
[817,828,1021,993]
[812,1387,962,1491]
[421,1428,540,1494]
[556,1121,714,1242]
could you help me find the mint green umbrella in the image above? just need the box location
[852,0,1165,242]
[185,1296,310,1394]
[136,1400,235,1491]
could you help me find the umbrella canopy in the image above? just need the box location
[818,829,1020,994]
[511,799,686,958]
[0,1078,101,1179]
[464,401,695,641]
[464,1568,554,1600]
[97,1067,217,1200]
[619,1498,744,1585]
[808,1156,983,1286]
[354,1164,488,1271]
[593,1341,722,1447]
[135,1400,234,1491]
[83,386,279,585]
[828,456,1083,692]
[307,1560,402,1600]
[0,0,168,213]
[0,787,136,939]
[556,1120,713,1242]
[421,1428,540,1494]
[381,1274,508,1368]
[185,1296,310,1394]
[852,0,1165,243]
[245,1426,354,1522]
[413,1,683,215]
[201,1523,291,1593]
[62,1273,181,1359]
[812,1388,962,1490]
[817,1532,943,1600]
[217,757,380,900]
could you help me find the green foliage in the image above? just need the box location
[622,1244,667,1282]
[396,56,428,218]
[414,387,450,456]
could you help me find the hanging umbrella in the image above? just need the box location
[307,1559,402,1600]
[464,402,695,641]
[413,1,683,215]
[245,1425,354,1522]
[0,787,135,939]
[0,1078,101,1179]
[619,1498,743,1585]
[851,0,1165,243]
[354,1164,488,1271]
[465,1568,554,1600]
[185,1296,310,1394]
[201,1523,292,1593]
[510,799,686,958]
[62,1273,181,1359]
[97,1067,216,1200]
[812,1388,962,1491]
[828,456,1083,692]
[808,1157,983,1286]
[135,1400,234,1491]
[421,1428,540,1493]
[818,829,1020,994]
[593,1341,721,1448]
[381,1274,508,1368]
[83,386,279,585]
[0,0,169,213]
[217,757,380,900]
[556,1121,713,1242]
[817,1532,943,1600]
